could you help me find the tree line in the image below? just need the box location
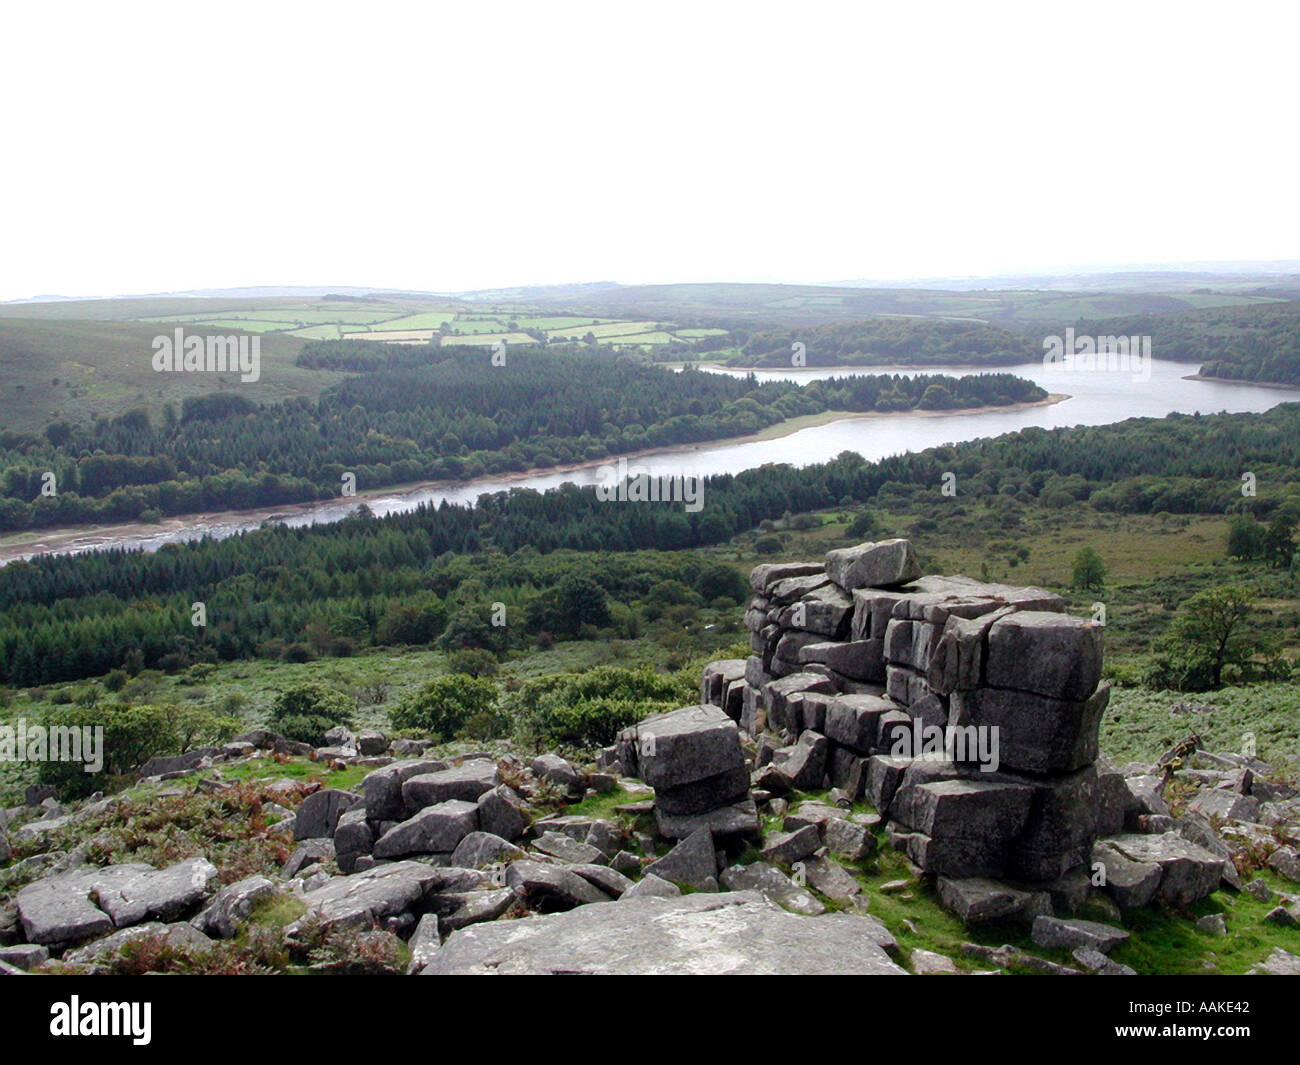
[730,318,1041,367]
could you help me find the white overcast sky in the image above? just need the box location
[3,1,1297,300]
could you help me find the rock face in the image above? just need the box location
[15,535,1285,977]
[698,538,1222,923]
[423,891,907,975]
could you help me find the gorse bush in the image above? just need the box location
[268,682,355,746]
[37,701,179,798]
[446,647,500,677]
[388,674,498,741]
[507,666,690,749]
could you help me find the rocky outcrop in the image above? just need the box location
[699,538,1230,923]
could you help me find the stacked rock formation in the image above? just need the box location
[701,538,1229,919]
[616,704,760,840]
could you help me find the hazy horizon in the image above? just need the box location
[7,258,1300,306]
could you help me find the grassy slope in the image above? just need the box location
[0,318,337,432]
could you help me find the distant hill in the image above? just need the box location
[529,281,1286,332]
[455,281,623,303]
[818,261,1300,294]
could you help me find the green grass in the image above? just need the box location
[215,755,370,793]
[555,785,646,824]
[608,331,678,345]
[546,320,660,339]
[362,311,457,331]
[286,324,346,340]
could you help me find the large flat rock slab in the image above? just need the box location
[423,891,907,975]
[16,858,217,945]
[16,868,118,945]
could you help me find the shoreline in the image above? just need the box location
[739,391,1069,442]
[0,393,1069,565]
[682,359,1035,375]
[1182,373,1300,391]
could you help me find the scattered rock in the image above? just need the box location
[825,539,921,591]
[937,876,1045,925]
[531,754,582,790]
[0,944,48,971]
[192,876,277,939]
[402,761,498,809]
[760,825,821,866]
[450,831,526,869]
[1102,833,1225,907]
[802,855,860,900]
[1244,879,1272,903]
[911,948,959,974]
[476,785,529,842]
[1072,947,1136,975]
[622,874,681,899]
[505,861,612,912]
[436,888,516,932]
[283,839,334,879]
[1266,847,1300,884]
[1031,915,1129,954]
[63,921,213,965]
[532,830,607,865]
[644,828,717,890]
[405,913,442,974]
[1249,947,1300,975]
[294,861,445,932]
[1196,913,1227,936]
[720,861,824,916]
[294,789,360,841]
[373,800,479,859]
